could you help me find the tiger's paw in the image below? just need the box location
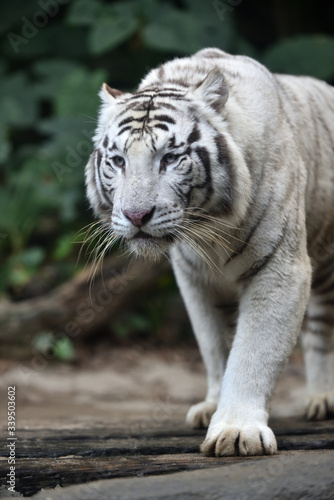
[186,401,217,429]
[306,392,334,421]
[201,422,277,457]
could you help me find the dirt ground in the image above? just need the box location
[0,345,307,432]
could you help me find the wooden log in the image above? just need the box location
[0,419,333,497]
[0,255,170,352]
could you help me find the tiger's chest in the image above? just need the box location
[170,239,242,293]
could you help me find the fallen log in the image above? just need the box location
[0,255,170,355]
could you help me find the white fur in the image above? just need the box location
[86,48,334,456]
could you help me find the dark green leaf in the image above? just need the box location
[0,0,40,35]
[67,0,103,26]
[53,232,76,260]
[263,35,334,81]
[0,126,11,163]
[0,72,37,127]
[54,67,107,118]
[89,3,138,54]
[143,8,203,54]
[33,59,81,99]
[16,246,45,267]
[53,337,75,361]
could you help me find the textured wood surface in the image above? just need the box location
[1,418,333,497]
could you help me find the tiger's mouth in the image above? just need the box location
[131,230,175,243]
[127,230,176,257]
[132,230,153,240]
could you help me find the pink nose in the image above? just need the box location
[122,207,155,227]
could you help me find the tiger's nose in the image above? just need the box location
[122,207,155,227]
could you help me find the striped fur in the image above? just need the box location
[85,48,334,456]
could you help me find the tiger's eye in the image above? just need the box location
[164,153,177,164]
[113,156,125,167]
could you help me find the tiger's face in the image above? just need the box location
[86,72,250,258]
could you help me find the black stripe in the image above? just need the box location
[117,98,178,117]
[159,156,189,174]
[153,114,176,124]
[98,202,111,212]
[219,188,232,214]
[238,222,287,282]
[139,86,186,94]
[321,298,334,306]
[118,116,134,126]
[154,217,178,228]
[118,116,146,127]
[187,123,201,144]
[312,276,334,296]
[307,314,334,326]
[118,125,132,136]
[304,343,334,354]
[229,194,274,262]
[103,161,114,177]
[194,146,213,205]
[154,123,169,132]
[129,93,154,100]
[215,302,238,315]
[215,134,229,165]
[103,181,114,192]
[312,259,334,292]
[152,92,188,100]
[176,157,190,171]
[95,149,111,205]
[102,135,109,149]
[214,134,233,214]
[168,135,185,149]
[171,183,189,206]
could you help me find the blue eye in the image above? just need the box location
[163,153,177,164]
[112,155,125,167]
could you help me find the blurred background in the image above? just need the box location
[1,0,334,362]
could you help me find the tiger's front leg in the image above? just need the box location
[200,251,312,456]
[171,249,236,430]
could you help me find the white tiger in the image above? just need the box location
[85,48,334,456]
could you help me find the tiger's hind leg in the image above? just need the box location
[302,260,334,420]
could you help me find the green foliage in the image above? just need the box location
[143,0,237,55]
[0,0,333,304]
[113,313,152,339]
[32,332,75,361]
[88,3,139,54]
[53,336,75,361]
[263,35,334,81]
[0,247,45,290]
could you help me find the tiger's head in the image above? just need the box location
[85,69,251,259]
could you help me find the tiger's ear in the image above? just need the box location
[99,83,125,104]
[193,68,228,111]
